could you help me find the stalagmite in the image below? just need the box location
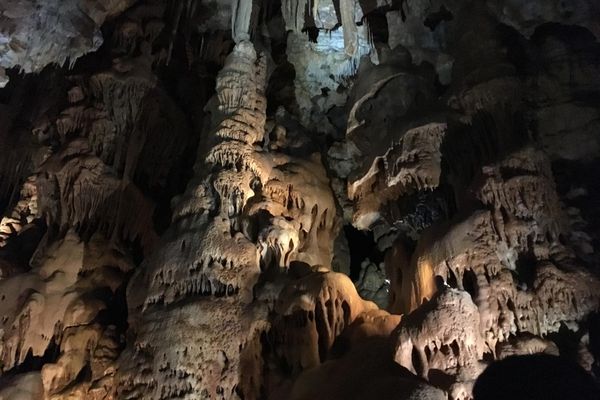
[116,41,269,399]
[116,37,343,398]
[0,1,600,399]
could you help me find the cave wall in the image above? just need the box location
[0,0,599,399]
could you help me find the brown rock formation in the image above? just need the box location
[1,1,600,399]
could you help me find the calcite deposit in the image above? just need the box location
[0,0,599,399]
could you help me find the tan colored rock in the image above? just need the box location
[2,2,600,399]
[0,176,37,247]
[118,40,342,400]
[0,231,132,398]
[349,122,446,231]
[394,288,486,380]
[272,270,379,372]
[36,139,158,250]
[496,334,559,359]
[288,308,445,400]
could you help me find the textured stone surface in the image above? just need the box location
[0,1,600,399]
[0,0,136,86]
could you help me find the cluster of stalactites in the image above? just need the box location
[281,0,362,57]
[0,231,132,399]
[394,289,486,385]
[281,0,309,32]
[270,270,381,373]
[35,138,157,251]
[387,147,600,399]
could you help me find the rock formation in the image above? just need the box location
[0,0,136,87]
[0,0,599,399]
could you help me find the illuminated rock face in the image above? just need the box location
[1,1,600,400]
[0,3,192,398]
[115,41,269,399]
[115,40,345,400]
[387,148,600,397]
[281,0,374,132]
[0,232,131,399]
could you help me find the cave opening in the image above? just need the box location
[515,252,538,289]
[552,158,600,269]
[411,347,424,376]
[265,2,299,117]
[2,338,61,379]
[546,323,585,364]
[343,225,384,281]
[302,26,320,43]
[364,9,389,44]
[589,313,600,377]
[423,6,453,31]
[462,269,478,299]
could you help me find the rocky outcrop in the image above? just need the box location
[0,4,194,397]
[0,0,137,87]
[0,231,132,399]
[330,46,447,250]
[1,0,600,399]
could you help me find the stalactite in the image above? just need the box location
[232,0,255,42]
[339,0,358,56]
[281,0,309,32]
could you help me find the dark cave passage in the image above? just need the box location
[344,225,384,281]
